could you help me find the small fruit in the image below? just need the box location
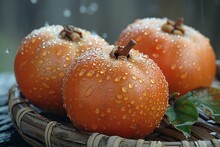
[14,25,108,114]
[116,17,216,95]
[63,40,169,138]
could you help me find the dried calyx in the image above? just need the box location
[60,25,83,42]
[111,39,136,60]
[162,18,185,35]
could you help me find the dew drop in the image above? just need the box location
[87,70,95,77]
[51,75,57,79]
[171,64,176,70]
[42,82,50,88]
[63,8,71,17]
[114,76,121,82]
[180,72,187,79]
[79,69,86,77]
[49,90,55,95]
[56,49,62,56]
[145,70,149,74]
[128,82,134,89]
[41,50,47,56]
[85,86,94,97]
[131,75,137,80]
[59,72,65,77]
[107,108,111,113]
[122,115,127,119]
[138,79,144,84]
[150,78,155,84]
[65,56,71,61]
[122,87,127,93]
[95,108,100,114]
[152,53,159,58]
[38,60,43,64]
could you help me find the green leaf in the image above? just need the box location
[166,92,199,138]
[189,87,220,122]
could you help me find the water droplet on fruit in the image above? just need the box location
[56,49,62,56]
[171,64,176,70]
[138,79,144,84]
[150,78,155,84]
[85,86,94,97]
[79,69,86,77]
[107,108,111,113]
[152,53,159,58]
[122,87,127,93]
[122,115,127,120]
[59,72,65,77]
[65,56,71,61]
[42,82,50,88]
[51,75,57,79]
[131,75,137,80]
[63,8,71,17]
[114,76,121,82]
[128,82,134,89]
[49,90,55,95]
[95,108,100,114]
[87,70,95,77]
[180,72,188,79]
[121,106,126,112]
[41,50,47,56]
[38,60,43,64]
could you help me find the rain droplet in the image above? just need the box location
[5,48,10,54]
[41,50,47,56]
[79,5,87,14]
[30,0,38,4]
[102,33,108,39]
[79,69,86,77]
[38,60,43,64]
[87,2,99,15]
[65,56,71,61]
[63,8,71,17]
[85,86,94,97]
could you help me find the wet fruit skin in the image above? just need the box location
[14,25,108,115]
[62,43,169,138]
[116,18,216,95]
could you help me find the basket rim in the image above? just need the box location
[8,85,220,147]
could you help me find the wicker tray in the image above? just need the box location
[8,85,220,147]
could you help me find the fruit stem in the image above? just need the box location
[112,39,136,59]
[60,25,82,42]
[162,18,185,35]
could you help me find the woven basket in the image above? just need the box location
[8,85,220,147]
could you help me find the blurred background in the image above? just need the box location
[0,0,220,72]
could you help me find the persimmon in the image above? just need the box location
[116,17,216,95]
[62,40,169,138]
[14,25,108,114]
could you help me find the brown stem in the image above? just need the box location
[60,25,82,42]
[162,17,185,35]
[112,39,136,59]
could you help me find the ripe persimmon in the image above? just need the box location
[116,18,216,95]
[62,40,169,138]
[14,25,108,114]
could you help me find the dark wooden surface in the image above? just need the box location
[0,72,31,147]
